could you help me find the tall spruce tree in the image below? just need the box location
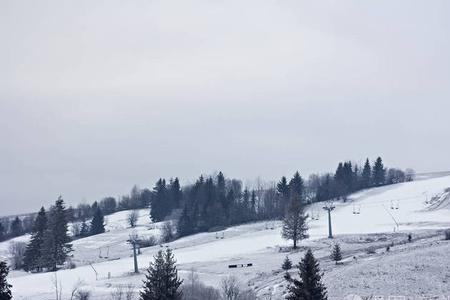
[150,179,168,222]
[372,157,386,187]
[361,158,372,188]
[40,196,73,271]
[285,249,327,300]
[282,200,309,249]
[140,248,183,300]
[0,260,12,300]
[282,172,308,249]
[277,176,290,215]
[169,178,182,208]
[90,207,105,235]
[23,207,48,272]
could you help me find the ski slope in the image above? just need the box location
[4,175,450,299]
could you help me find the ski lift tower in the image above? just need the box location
[127,231,141,273]
[322,201,336,239]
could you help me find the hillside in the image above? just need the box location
[3,174,450,299]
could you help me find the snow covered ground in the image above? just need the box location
[3,175,450,299]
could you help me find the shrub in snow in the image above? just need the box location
[366,247,376,255]
[138,236,157,248]
[75,290,91,300]
[127,210,139,228]
[445,229,450,240]
[282,256,292,270]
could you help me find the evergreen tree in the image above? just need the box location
[0,261,12,300]
[282,256,292,270]
[285,249,327,300]
[140,248,183,300]
[282,199,309,249]
[150,179,169,222]
[283,173,308,249]
[330,243,342,264]
[289,172,304,201]
[361,158,372,188]
[372,157,386,187]
[277,176,290,215]
[169,178,182,208]
[10,217,23,237]
[176,206,194,237]
[40,196,73,271]
[80,219,89,237]
[90,207,105,235]
[23,207,48,272]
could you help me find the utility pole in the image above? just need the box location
[322,201,335,239]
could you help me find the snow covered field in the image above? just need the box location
[3,175,450,299]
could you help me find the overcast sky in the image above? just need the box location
[1,0,450,215]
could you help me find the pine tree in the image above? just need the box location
[140,248,183,300]
[282,200,308,249]
[330,243,342,264]
[285,249,327,300]
[150,179,168,222]
[372,157,386,187]
[40,196,73,271]
[361,158,371,188]
[282,256,292,270]
[10,217,23,237]
[282,172,308,249]
[90,207,105,235]
[289,172,304,201]
[0,261,12,300]
[277,176,290,215]
[169,178,183,208]
[23,207,48,272]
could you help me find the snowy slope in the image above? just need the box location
[4,175,450,299]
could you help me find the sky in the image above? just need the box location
[1,0,450,215]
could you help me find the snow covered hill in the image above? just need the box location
[3,175,450,299]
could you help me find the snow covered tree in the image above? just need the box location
[140,249,183,300]
[372,157,386,187]
[282,256,292,270]
[23,207,48,272]
[0,261,12,300]
[90,207,105,235]
[330,243,342,264]
[285,249,327,300]
[40,196,73,271]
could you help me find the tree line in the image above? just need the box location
[0,156,412,245]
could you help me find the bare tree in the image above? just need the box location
[182,269,221,300]
[127,210,139,228]
[221,276,240,300]
[8,241,26,270]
